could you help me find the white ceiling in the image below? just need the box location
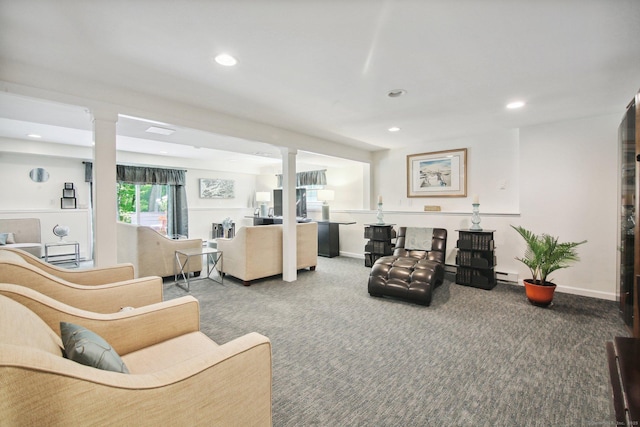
[0,0,638,168]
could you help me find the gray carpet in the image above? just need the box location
[163,256,628,426]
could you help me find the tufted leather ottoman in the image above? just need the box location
[368,227,447,306]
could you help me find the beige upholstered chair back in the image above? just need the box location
[217,222,317,283]
[117,223,202,278]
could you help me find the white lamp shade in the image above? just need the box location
[317,190,334,202]
[256,191,271,202]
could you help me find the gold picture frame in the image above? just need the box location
[407,148,467,198]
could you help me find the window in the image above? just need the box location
[301,184,324,204]
[117,183,168,234]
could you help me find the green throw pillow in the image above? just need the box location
[0,233,6,245]
[60,322,130,374]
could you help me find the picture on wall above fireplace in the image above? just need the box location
[407,148,467,197]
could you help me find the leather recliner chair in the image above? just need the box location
[368,227,447,306]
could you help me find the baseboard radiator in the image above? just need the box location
[444,264,518,284]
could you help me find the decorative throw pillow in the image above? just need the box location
[60,322,130,373]
[4,232,16,244]
[0,233,6,245]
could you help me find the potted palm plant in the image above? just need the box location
[511,225,587,306]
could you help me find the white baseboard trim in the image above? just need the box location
[334,257,618,301]
[339,252,364,259]
[503,280,617,301]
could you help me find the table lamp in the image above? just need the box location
[317,189,335,221]
[256,192,270,217]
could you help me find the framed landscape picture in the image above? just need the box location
[406,148,467,197]
[200,178,235,199]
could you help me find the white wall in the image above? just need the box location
[518,113,620,298]
[254,158,368,217]
[187,167,258,240]
[344,113,620,300]
[0,152,92,259]
[373,129,519,212]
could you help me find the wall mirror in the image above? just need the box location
[29,168,49,182]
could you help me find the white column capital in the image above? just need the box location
[90,109,119,123]
[279,146,298,156]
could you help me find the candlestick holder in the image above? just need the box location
[470,203,482,231]
[376,202,385,224]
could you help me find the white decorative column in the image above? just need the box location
[91,110,118,267]
[281,147,297,282]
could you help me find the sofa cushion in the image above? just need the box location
[122,331,219,374]
[0,233,17,245]
[0,295,63,356]
[60,322,130,374]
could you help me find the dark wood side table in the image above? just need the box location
[607,336,640,425]
[317,221,355,258]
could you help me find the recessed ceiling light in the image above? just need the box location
[387,89,407,98]
[506,101,525,109]
[388,126,401,132]
[159,151,168,154]
[214,53,238,66]
[146,126,175,135]
[27,133,42,138]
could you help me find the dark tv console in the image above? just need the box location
[250,216,311,226]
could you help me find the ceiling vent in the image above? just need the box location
[146,126,175,135]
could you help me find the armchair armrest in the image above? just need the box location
[0,261,163,313]
[0,283,198,354]
[34,263,135,285]
[1,247,135,284]
[68,276,164,312]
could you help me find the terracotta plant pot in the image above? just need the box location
[523,279,557,307]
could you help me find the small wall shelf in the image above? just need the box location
[60,182,77,209]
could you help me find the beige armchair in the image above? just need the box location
[216,222,318,285]
[1,246,134,283]
[0,283,272,426]
[117,222,203,278]
[0,248,162,313]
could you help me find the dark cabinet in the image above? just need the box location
[364,223,395,267]
[455,229,496,290]
[318,222,340,258]
[606,337,640,425]
[619,90,640,337]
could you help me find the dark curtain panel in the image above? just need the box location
[167,184,189,237]
[84,162,189,236]
[276,169,327,188]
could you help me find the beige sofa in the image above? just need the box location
[0,283,272,426]
[0,248,162,313]
[215,222,318,285]
[0,218,42,257]
[117,222,203,278]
